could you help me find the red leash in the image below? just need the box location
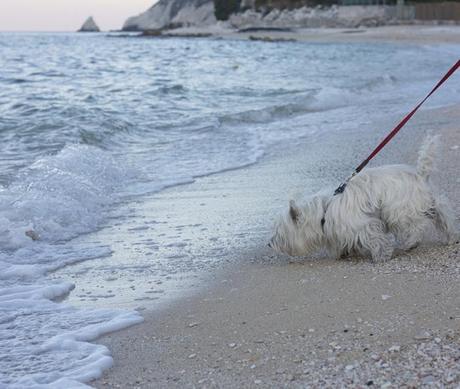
[335,59,460,195]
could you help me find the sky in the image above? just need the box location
[0,0,156,32]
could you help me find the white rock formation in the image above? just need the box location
[229,5,396,29]
[78,17,100,32]
[123,0,399,32]
[122,0,216,31]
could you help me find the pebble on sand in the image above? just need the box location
[414,331,431,341]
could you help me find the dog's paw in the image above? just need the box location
[371,256,391,264]
[446,232,460,245]
[371,246,393,263]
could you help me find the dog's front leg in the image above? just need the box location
[328,247,345,261]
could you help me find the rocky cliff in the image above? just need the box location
[123,0,398,32]
[122,0,216,31]
[230,5,396,28]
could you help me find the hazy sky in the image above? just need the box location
[0,0,156,31]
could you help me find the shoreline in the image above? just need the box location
[136,25,460,44]
[92,103,460,388]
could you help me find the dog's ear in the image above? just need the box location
[289,200,301,224]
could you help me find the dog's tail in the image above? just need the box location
[417,134,440,180]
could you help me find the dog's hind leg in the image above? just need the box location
[328,247,348,261]
[357,219,394,262]
[431,196,458,244]
[397,230,423,251]
[391,219,428,251]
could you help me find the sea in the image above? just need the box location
[0,32,458,387]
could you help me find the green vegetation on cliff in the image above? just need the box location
[214,0,241,20]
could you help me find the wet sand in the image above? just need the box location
[92,103,460,387]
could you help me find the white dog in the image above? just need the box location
[269,136,458,262]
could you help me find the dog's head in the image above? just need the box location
[269,197,326,256]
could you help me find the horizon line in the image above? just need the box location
[0,30,127,33]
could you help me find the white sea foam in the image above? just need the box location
[0,281,142,388]
[0,145,143,387]
[0,144,132,249]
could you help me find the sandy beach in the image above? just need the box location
[164,24,460,44]
[92,90,460,388]
[236,25,460,44]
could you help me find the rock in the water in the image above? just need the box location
[78,17,100,32]
[122,0,216,31]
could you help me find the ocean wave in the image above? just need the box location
[356,74,398,92]
[156,84,187,94]
[0,144,131,250]
[7,78,30,84]
[218,87,357,126]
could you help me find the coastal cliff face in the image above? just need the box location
[230,5,395,28]
[123,0,398,31]
[122,0,216,31]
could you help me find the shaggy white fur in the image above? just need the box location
[269,136,458,262]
